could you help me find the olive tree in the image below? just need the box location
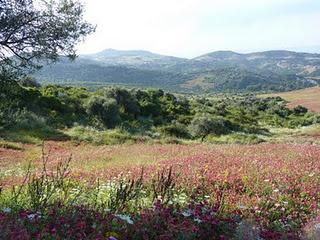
[189,114,231,141]
[86,96,120,128]
[0,0,95,74]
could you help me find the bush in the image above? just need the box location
[293,105,308,116]
[206,133,265,144]
[66,126,134,145]
[158,122,191,139]
[189,115,231,141]
[86,96,120,128]
[14,110,48,130]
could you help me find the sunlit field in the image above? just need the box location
[1,140,319,239]
[261,86,320,113]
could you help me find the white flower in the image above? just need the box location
[238,205,246,210]
[182,210,192,217]
[27,212,41,221]
[194,218,202,223]
[273,189,279,193]
[115,214,134,224]
[2,207,11,213]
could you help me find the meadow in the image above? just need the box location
[1,80,320,239]
[1,138,320,239]
[2,1,320,239]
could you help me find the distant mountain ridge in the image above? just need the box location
[81,49,188,70]
[35,49,320,92]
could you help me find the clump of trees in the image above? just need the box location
[1,81,318,142]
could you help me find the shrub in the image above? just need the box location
[66,126,134,145]
[293,105,308,116]
[159,122,191,139]
[86,96,120,128]
[14,109,48,130]
[206,133,265,144]
[189,115,231,141]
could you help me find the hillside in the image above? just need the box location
[35,49,320,92]
[35,58,189,90]
[261,86,320,112]
[83,48,188,70]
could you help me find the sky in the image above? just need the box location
[77,0,320,58]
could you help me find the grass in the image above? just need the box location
[260,86,320,112]
[267,124,320,144]
[0,140,23,150]
[206,133,265,144]
[0,123,319,239]
[0,128,68,144]
[0,140,319,239]
[65,126,136,145]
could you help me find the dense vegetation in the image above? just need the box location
[1,75,320,239]
[35,49,320,93]
[1,74,319,145]
[202,67,312,92]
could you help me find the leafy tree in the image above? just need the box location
[86,96,120,128]
[189,115,231,141]
[0,0,95,73]
[135,89,162,119]
[102,88,140,119]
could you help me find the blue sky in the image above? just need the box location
[77,0,320,58]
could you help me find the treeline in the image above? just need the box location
[1,74,319,143]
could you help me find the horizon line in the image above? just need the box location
[78,47,320,59]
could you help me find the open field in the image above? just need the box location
[261,86,320,112]
[1,83,320,238]
[1,141,320,186]
[1,138,320,238]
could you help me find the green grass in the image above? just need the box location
[0,128,68,144]
[0,140,24,150]
[65,126,136,145]
[205,133,265,144]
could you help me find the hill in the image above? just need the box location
[35,58,189,90]
[82,48,188,70]
[261,86,320,112]
[35,49,320,92]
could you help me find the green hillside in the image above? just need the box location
[35,49,320,92]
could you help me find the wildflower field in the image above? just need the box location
[0,141,319,239]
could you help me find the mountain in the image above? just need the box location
[35,49,320,93]
[82,49,188,70]
[191,50,320,76]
